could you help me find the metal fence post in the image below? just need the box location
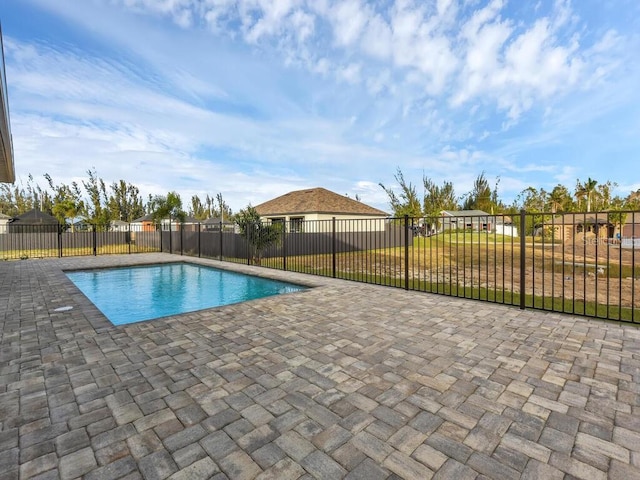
[247,222,252,265]
[282,221,287,271]
[519,209,526,310]
[197,222,201,258]
[219,221,223,261]
[404,215,409,290]
[159,224,163,253]
[332,217,336,278]
[58,224,63,258]
[180,224,184,256]
[168,220,172,254]
[93,224,97,256]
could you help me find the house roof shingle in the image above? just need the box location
[10,208,59,224]
[255,187,388,217]
[132,213,154,223]
[132,214,200,223]
[441,210,490,217]
[541,213,622,226]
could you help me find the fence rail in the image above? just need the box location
[1,211,638,323]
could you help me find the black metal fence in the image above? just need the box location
[0,223,162,258]
[2,211,638,322]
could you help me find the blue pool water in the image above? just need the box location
[65,263,306,325]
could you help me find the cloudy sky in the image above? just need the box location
[3,0,639,212]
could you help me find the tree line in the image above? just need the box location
[3,168,639,229]
[380,168,640,219]
[0,169,233,226]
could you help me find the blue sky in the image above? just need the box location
[2,0,639,213]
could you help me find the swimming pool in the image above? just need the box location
[65,262,307,325]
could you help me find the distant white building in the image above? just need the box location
[111,220,130,232]
[0,212,10,233]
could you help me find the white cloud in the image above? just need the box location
[366,69,391,95]
[6,0,638,212]
[86,0,625,126]
[452,1,591,120]
[243,0,300,43]
[336,62,361,84]
[360,14,392,60]
[330,0,369,47]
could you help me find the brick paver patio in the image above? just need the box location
[1,253,639,479]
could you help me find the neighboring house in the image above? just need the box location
[540,212,640,243]
[621,213,640,239]
[438,210,517,236]
[202,217,235,232]
[539,213,617,242]
[203,217,223,231]
[131,214,156,232]
[254,187,389,232]
[131,214,199,232]
[110,220,130,232]
[8,209,59,233]
[160,215,199,232]
[440,210,493,232]
[68,216,90,232]
[0,212,10,233]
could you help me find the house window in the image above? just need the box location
[290,217,304,233]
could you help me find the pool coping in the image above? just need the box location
[56,255,328,333]
[62,260,314,328]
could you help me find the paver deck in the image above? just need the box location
[1,253,639,480]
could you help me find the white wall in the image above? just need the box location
[621,238,640,249]
[263,214,388,232]
[495,224,518,237]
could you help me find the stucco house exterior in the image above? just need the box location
[110,220,130,232]
[0,212,10,233]
[0,25,15,184]
[131,214,156,232]
[440,210,492,231]
[540,212,639,244]
[437,210,517,236]
[203,217,235,232]
[254,187,389,232]
[160,215,199,232]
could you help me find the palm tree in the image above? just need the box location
[236,206,282,264]
[548,184,571,213]
[575,178,598,212]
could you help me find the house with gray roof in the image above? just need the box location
[8,209,60,233]
[203,217,235,232]
[439,210,515,235]
[254,187,389,232]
